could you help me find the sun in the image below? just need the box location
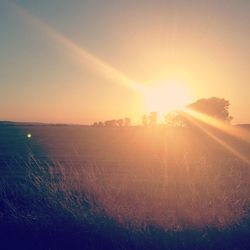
[143,81,192,117]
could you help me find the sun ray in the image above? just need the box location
[183,107,250,145]
[10,2,146,94]
[182,111,250,166]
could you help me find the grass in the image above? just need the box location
[0,124,250,249]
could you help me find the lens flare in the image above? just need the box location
[11,2,145,94]
[182,109,250,166]
[144,81,192,119]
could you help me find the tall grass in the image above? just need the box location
[0,125,250,249]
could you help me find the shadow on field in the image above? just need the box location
[0,124,250,249]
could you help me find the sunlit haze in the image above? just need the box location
[144,81,192,119]
[1,0,250,124]
[1,2,250,247]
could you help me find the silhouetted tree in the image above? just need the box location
[104,120,111,127]
[124,117,131,127]
[142,115,148,126]
[165,97,233,127]
[187,97,233,122]
[149,112,157,126]
[117,119,124,127]
[105,120,118,127]
[165,111,186,127]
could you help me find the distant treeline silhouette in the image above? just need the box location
[92,97,232,127]
[142,112,158,126]
[93,117,131,127]
[165,97,233,127]
[144,97,232,127]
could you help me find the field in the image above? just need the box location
[0,123,250,249]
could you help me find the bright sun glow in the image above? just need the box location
[144,81,192,118]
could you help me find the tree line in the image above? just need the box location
[92,97,232,127]
[165,97,232,127]
[92,117,131,127]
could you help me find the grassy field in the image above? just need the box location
[0,123,250,249]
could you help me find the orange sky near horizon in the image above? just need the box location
[0,1,250,125]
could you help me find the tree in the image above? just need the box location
[124,117,131,127]
[149,112,157,126]
[142,115,148,126]
[187,97,233,122]
[117,119,124,127]
[105,120,117,127]
[165,97,233,127]
[165,111,186,127]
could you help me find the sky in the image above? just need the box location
[0,0,250,124]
